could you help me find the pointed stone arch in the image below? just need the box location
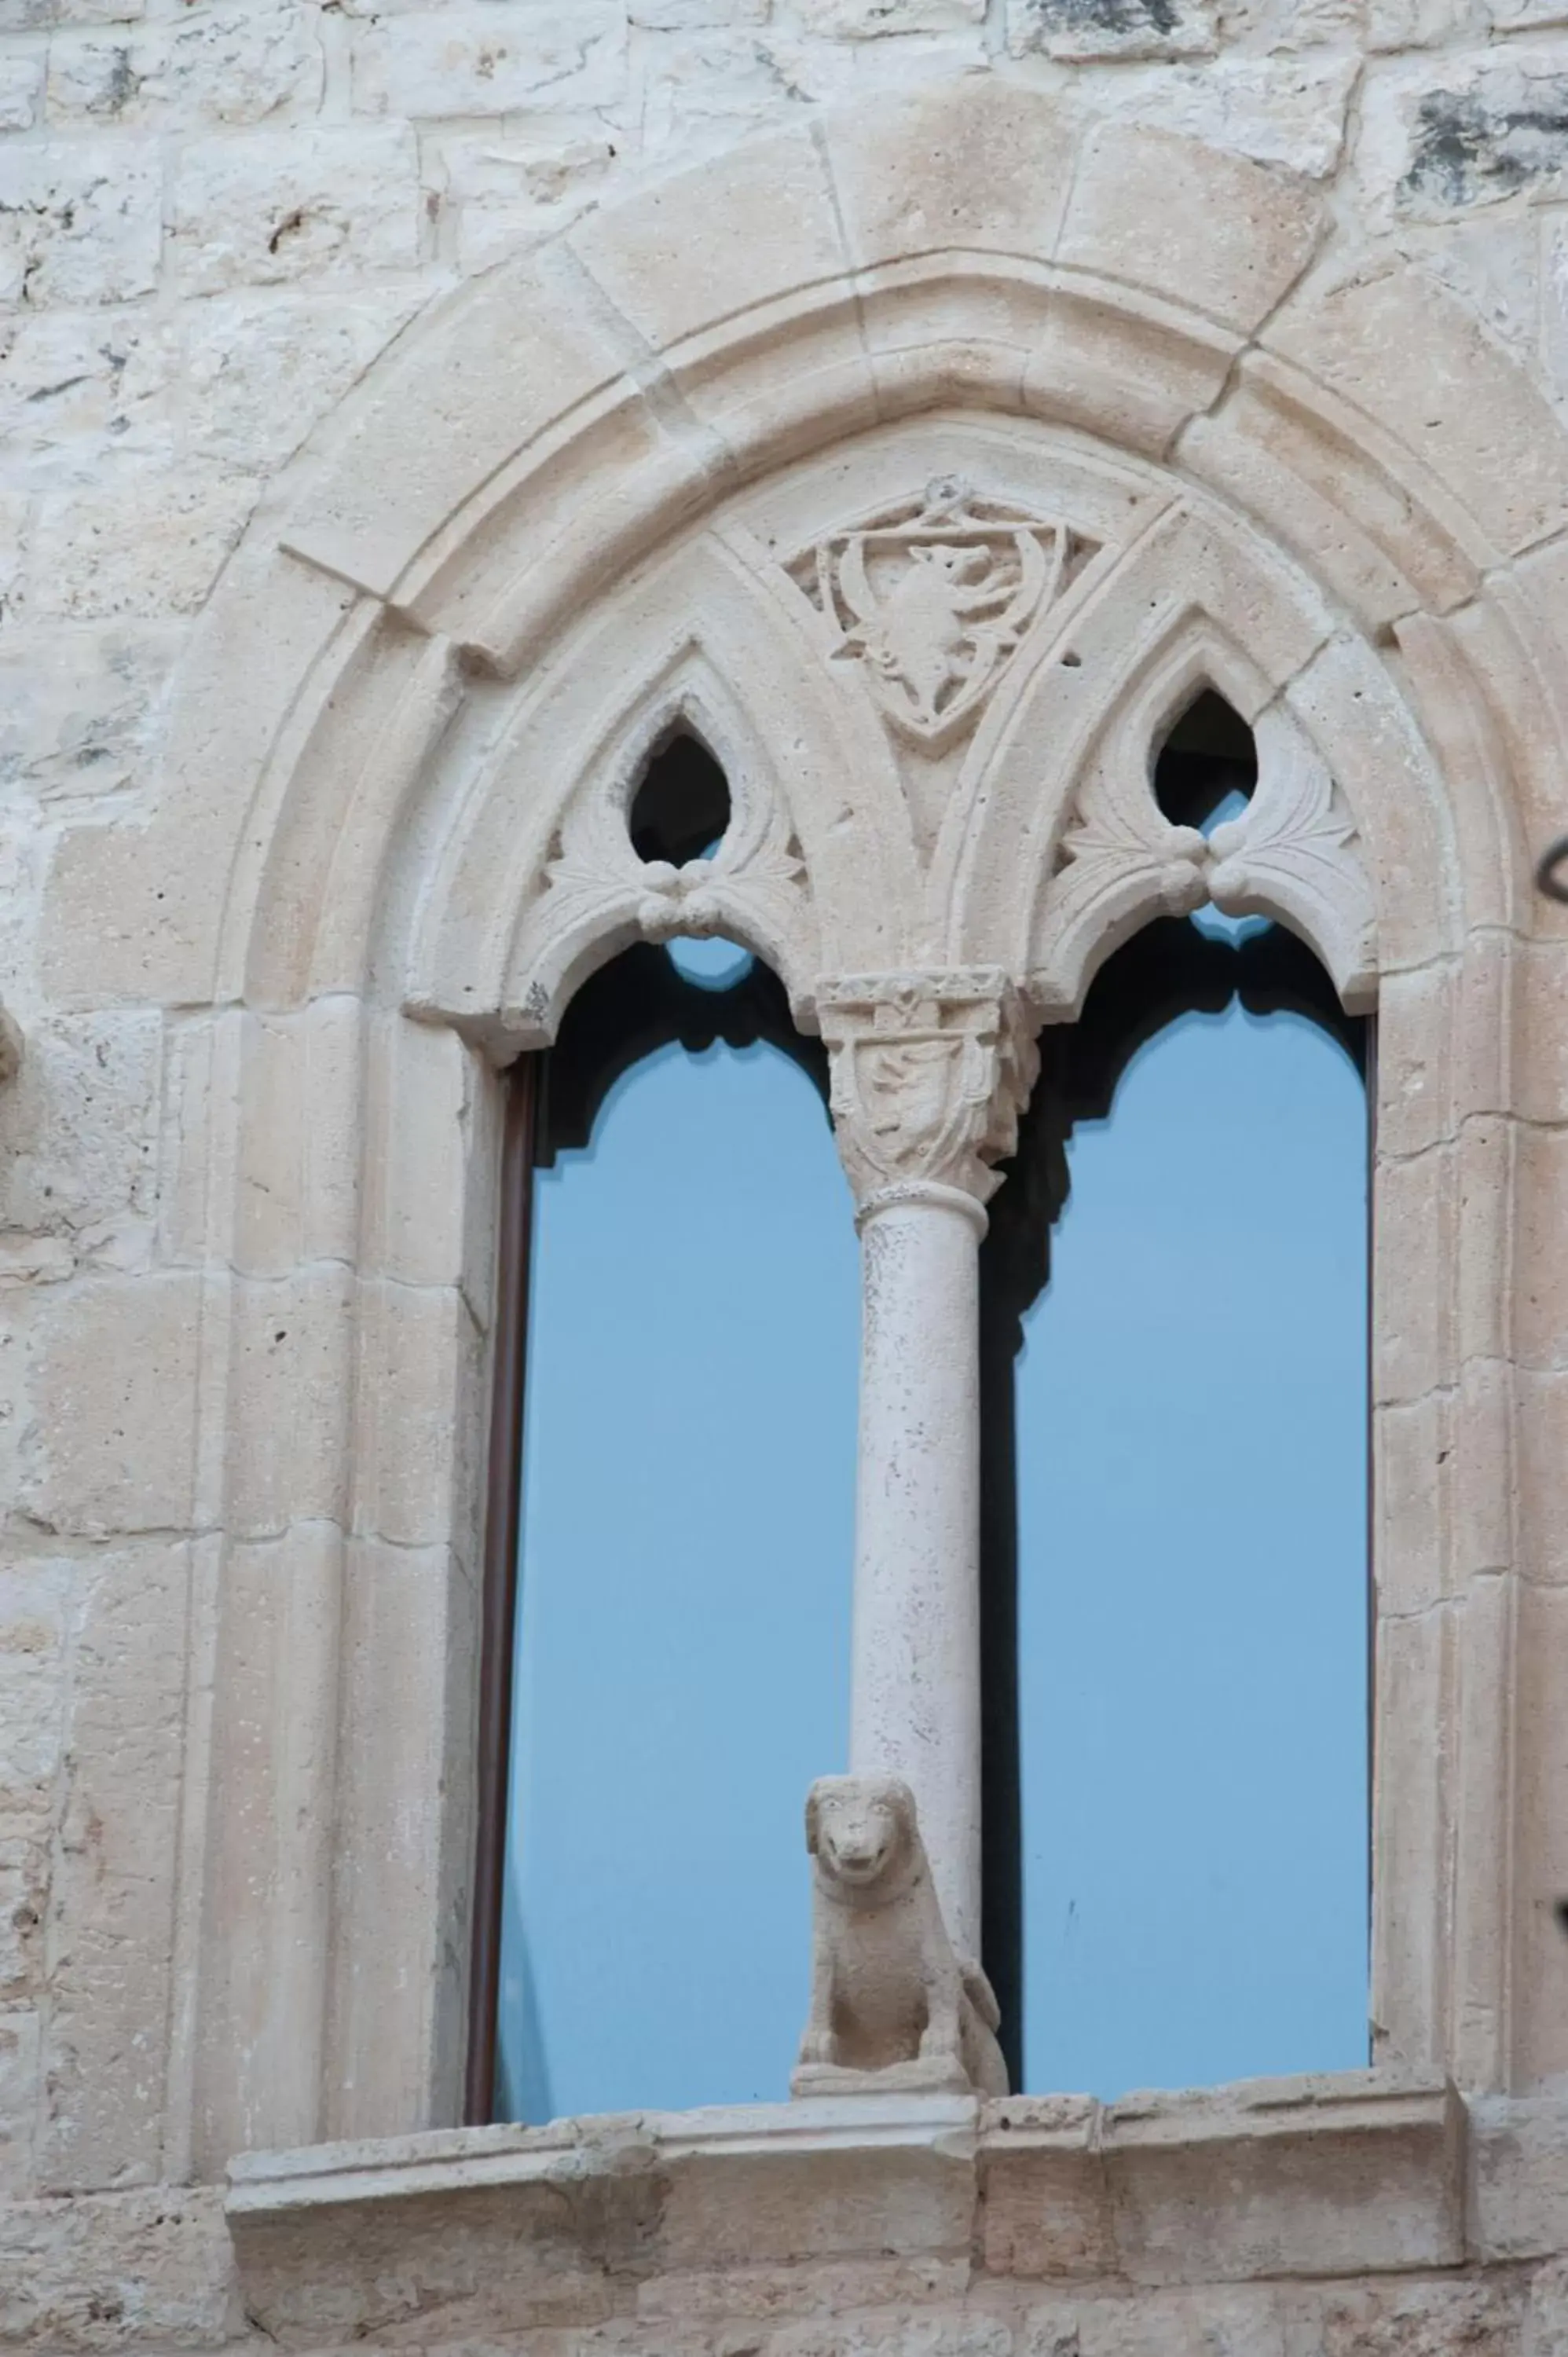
[46,73,1568,2170]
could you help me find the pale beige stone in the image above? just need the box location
[25,464,258,622]
[1081,51,1360,178]
[170,124,423,296]
[24,1274,203,1535]
[34,1544,187,2194]
[46,5,323,129]
[797,0,987,30]
[353,2,626,119]
[181,286,427,476]
[0,139,160,307]
[0,54,42,130]
[0,311,170,483]
[1265,267,1568,558]
[1058,121,1324,332]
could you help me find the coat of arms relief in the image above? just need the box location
[790,476,1094,756]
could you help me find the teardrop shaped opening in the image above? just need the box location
[628,729,754,990]
[1156,690,1266,946]
[628,729,732,865]
[1153,688,1257,833]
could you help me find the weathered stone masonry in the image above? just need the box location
[6,3,1568,2352]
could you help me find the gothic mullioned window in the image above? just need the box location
[475,695,1372,2118]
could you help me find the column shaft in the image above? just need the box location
[850,1191,984,1957]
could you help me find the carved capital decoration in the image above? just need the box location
[818,968,1039,1223]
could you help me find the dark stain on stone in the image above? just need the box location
[1021,0,1181,34]
[1401,81,1568,211]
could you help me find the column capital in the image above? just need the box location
[817,968,1039,1226]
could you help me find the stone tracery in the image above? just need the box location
[66,75,1568,2172]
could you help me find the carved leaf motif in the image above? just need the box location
[1207,712,1377,1010]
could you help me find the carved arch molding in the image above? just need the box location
[58,76,1568,2168]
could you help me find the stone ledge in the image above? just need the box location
[225,2072,1487,2344]
[983,2070,1466,2284]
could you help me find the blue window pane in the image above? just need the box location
[497,1035,859,2122]
[1013,995,1368,2095]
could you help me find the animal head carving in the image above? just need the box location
[804,1774,919,1893]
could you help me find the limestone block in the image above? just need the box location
[1471,2097,1568,2263]
[1287,2275,1530,2355]
[819,78,1079,271]
[327,1535,478,2144]
[565,122,848,358]
[980,2097,1111,2278]
[1365,0,1489,42]
[225,1266,355,1536]
[0,139,160,307]
[25,463,258,621]
[0,0,140,20]
[1517,1370,1568,1587]
[1513,1125,1568,1373]
[1529,2260,1568,2357]
[1216,0,1360,41]
[24,1273,203,1535]
[432,125,619,277]
[1372,1147,1449,1408]
[1264,269,1568,560]
[170,123,422,296]
[0,2183,236,2347]
[351,2,626,119]
[0,310,171,482]
[0,53,42,129]
[225,2100,980,2343]
[1102,2073,1466,2283]
[0,1838,45,2000]
[361,1017,471,1292]
[1057,122,1323,335]
[275,254,634,601]
[1373,1392,1449,1616]
[793,0,986,30]
[1009,0,1216,58]
[1077,52,1360,179]
[632,0,771,21]
[41,554,360,1009]
[33,1543,186,2195]
[0,1011,163,1267]
[0,2008,41,2197]
[354,1280,482,1550]
[0,1563,69,1824]
[46,4,323,130]
[1362,48,1568,224]
[232,1002,365,1280]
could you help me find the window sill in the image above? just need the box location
[221,2068,1519,2344]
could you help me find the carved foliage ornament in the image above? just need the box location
[819,970,1039,1215]
[794,478,1089,752]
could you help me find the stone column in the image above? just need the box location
[819,970,1037,1959]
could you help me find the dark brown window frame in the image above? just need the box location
[465,1056,539,2127]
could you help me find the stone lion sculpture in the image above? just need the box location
[792,1772,1009,2098]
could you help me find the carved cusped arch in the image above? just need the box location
[79,73,1568,2171]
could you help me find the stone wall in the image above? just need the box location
[3,1,1568,2350]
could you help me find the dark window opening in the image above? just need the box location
[628,728,733,865]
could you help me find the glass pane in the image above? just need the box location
[1011,993,1368,2095]
[497,1035,859,2121]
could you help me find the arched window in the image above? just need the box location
[982,695,1371,2095]
[472,737,859,2123]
